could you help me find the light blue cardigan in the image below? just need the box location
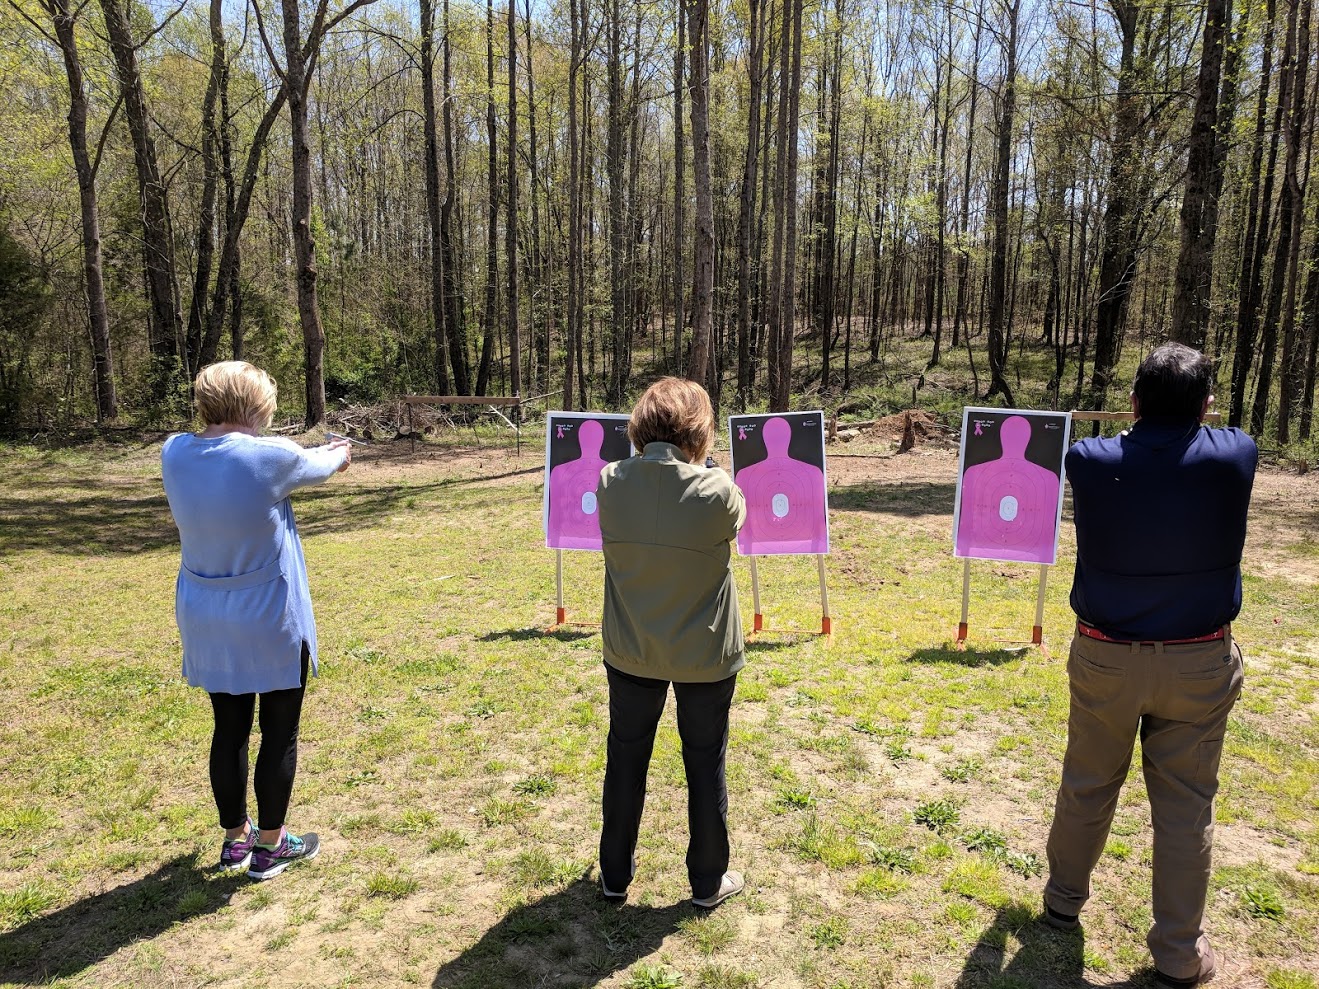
[161,432,348,694]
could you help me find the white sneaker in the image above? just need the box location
[692,871,744,909]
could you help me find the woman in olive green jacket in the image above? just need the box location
[596,377,746,909]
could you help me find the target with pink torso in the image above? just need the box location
[952,408,1070,565]
[729,413,830,556]
[543,412,632,551]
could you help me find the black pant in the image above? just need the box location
[599,663,737,900]
[208,651,308,832]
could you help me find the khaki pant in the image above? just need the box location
[1044,630,1243,980]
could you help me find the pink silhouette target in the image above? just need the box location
[730,414,829,556]
[952,410,1070,565]
[543,413,631,550]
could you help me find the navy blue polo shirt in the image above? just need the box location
[1067,417,1257,641]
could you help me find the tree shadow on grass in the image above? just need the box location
[0,855,239,984]
[478,627,598,643]
[953,907,1155,988]
[829,480,957,516]
[431,876,691,989]
[907,645,1026,667]
[0,472,531,556]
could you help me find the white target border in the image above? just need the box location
[951,406,1072,565]
[727,410,831,557]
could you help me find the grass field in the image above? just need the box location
[0,419,1316,989]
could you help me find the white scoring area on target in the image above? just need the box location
[771,493,790,518]
[998,495,1019,522]
[581,491,598,515]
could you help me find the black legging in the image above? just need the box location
[208,650,308,832]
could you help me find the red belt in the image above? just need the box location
[1076,621,1227,646]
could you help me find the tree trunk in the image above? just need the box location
[1170,0,1230,348]
[185,0,226,376]
[684,0,714,390]
[507,0,521,404]
[280,0,327,427]
[99,0,182,390]
[773,0,803,413]
[605,0,628,402]
[1088,1,1141,412]
[1254,0,1308,438]
[476,0,500,396]
[441,0,470,394]
[420,0,452,394]
[45,0,116,420]
[1276,0,1314,440]
[734,0,764,405]
[673,0,686,379]
[1230,0,1279,426]
[984,0,1019,405]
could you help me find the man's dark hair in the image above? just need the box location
[1132,343,1215,419]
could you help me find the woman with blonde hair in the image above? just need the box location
[161,361,350,880]
[596,376,746,908]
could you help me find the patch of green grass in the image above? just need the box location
[940,757,983,783]
[365,872,420,899]
[963,826,1008,855]
[787,814,864,869]
[1266,970,1318,989]
[0,806,54,839]
[943,858,1009,909]
[512,773,557,797]
[678,913,736,955]
[427,828,468,852]
[809,916,848,949]
[865,844,917,873]
[696,964,759,989]
[913,799,960,833]
[624,963,684,989]
[1241,883,1286,920]
[480,797,530,828]
[853,867,908,897]
[1105,839,1133,861]
[772,787,816,812]
[384,809,437,834]
[0,882,57,927]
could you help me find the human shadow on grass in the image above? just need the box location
[907,645,1025,668]
[478,627,598,643]
[953,906,1156,988]
[431,876,690,989]
[829,480,956,516]
[0,854,239,984]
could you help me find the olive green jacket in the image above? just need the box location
[598,442,746,683]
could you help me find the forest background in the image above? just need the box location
[3,0,1319,454]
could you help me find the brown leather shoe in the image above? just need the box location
[1155,946,1217,987]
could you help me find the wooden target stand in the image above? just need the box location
[955,558,1050,653]
[747,554,832,639]
[546,548,601,632]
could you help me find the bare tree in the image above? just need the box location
[684,0,714,389]
[17,0,117,419]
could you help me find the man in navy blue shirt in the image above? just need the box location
[1042,343,1255,987]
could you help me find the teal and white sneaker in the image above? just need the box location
[247,830,320,881]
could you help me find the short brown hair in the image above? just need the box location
[193,361,278,429]
[628,377,715,462]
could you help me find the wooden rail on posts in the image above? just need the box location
[1070,410,1222,426]
[402,392,554,455]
